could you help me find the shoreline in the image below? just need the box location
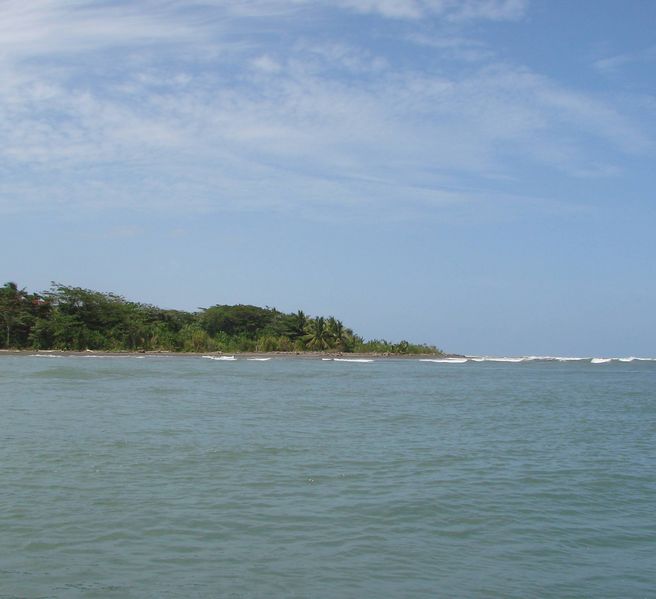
[0,349,449,360]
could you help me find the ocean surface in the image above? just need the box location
[1,354,654,598]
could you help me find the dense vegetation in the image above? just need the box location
[0,282,441,355]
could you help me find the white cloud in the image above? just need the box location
[405,33,493,62]
[0,0,650,220]
[334,0,425,19]
[445,0,526,22]
[333,0,527,20]
[251,55,283,73]
[0,0,527,65]
[0,1,196,61]
[593,45,656,74]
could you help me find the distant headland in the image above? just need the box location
[0,282,442,356]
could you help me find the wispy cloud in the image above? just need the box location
[0,0,651,220]
[0,1,195,60]
[593,45,656,74]
[333,0,527,21]
[405,33,493,62]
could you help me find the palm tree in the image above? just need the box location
[282,309,309,340]
[326,316,351,351]
[302,316,332,351]
[293,310,309,337]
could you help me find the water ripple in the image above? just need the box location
[1,356,654,597]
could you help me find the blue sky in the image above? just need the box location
[1,0,654,356]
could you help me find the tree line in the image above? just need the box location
[0,282,441,355]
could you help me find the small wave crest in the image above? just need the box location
[202,355,236,361]
[333,358,374,363]
[465,355,642,363]
[468,357,525,363]
[419,358,468,363]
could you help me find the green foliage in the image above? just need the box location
[0,281,442,355]
[199,304,276,338]
[302,317,331,351]
[279,310,309,340]
[353,338,440,355]
[178,324,216,352]
[0,282,48,349]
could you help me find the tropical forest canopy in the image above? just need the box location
[0,282,441,354]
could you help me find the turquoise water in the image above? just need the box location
[1,355,654,598]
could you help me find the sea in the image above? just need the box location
[1,354,654,598]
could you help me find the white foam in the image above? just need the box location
[468,355,596,362]
[617,357,656,362]
[30,354,62,358]
[485,357,525,363]
[247,357,271,361]
[334,358,374,363]
[446,355,654,364]
[81,354,148,359]
[420,358,468,363]
[466,356,525,362]
[321,358,333,361]
[202,355,236,361]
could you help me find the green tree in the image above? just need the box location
[0,281,443,355]
[178,324,215,352]
[199,304,275,338]
[0,282,32,348]
[326,316,354,351]
[280,310,309,340]
[303,317,332,351]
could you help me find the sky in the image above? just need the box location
[1,0,655,356]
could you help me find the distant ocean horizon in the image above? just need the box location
[2,355,654,597]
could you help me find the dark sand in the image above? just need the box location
[0,349,447,360]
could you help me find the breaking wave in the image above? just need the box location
[420,358,468,363]
[468,357,525,363]
[465,356,655,364]
[333,358,374,363]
